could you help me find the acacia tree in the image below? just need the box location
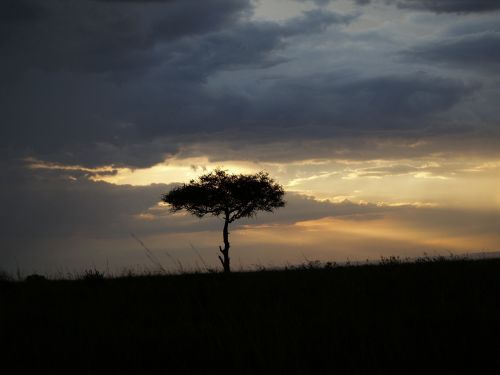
[161,169,285,273]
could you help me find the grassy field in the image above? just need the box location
[1,257,499,374]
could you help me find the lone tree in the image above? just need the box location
[161,169,285,273]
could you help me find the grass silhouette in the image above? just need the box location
[1,256,499,373]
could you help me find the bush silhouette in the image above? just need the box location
[81,269,105,283]
[25,274,47,283]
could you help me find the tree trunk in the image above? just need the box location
[218,217,231,273]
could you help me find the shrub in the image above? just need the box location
[81,269,105,283]
[25,274,47,283]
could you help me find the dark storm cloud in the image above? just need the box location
[0,0,252,75]
[241,72,476,132]
[183,72,478,162]
[392,0,500,13]
[0,0,495,171]
[96,1,173,2]
[153,9,354,82]
[1,0,357,168]
[404,31,500,74]
[185,130,500,166]
[299,0,334,6]
[1,1,351,77]
[300,0,500,13]
[0,0,45,23]
[0,68,478,169]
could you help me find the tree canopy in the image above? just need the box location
[162,169,285,222]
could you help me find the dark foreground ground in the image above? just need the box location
[1,258,499,374]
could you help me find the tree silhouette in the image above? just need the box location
[161,169,285,273]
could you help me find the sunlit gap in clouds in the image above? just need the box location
[24,156,259,185]
[25,154,500,211]
[90,157,260,186]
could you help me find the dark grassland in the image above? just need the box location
[1,258,499,374]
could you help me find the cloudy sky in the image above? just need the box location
[2,0,500,274]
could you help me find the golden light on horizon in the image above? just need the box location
[26,155,500,211]
[232,215,500,260]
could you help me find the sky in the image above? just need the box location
[1,0,500,274]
